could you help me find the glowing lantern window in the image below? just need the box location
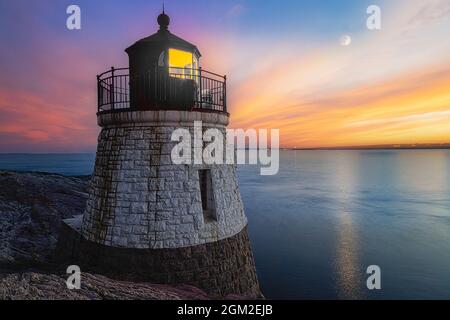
[168,48,197,79]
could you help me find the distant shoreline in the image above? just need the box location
[285,143,450,150]
[287,147,450,151]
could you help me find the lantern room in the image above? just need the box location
[96,11,227,114]
[125,11,201,79]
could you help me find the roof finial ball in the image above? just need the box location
[157,5,170,31]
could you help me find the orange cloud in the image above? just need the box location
[0,88,98,152]
[228,62,450,148]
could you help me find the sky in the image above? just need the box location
[0,0,449,152]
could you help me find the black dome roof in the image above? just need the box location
[125,13,201,57]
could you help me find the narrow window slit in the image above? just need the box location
[198,169,217,222]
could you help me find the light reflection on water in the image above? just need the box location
[333,153,364,299]
[335,211,362,299]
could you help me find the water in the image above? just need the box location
[239,150,450,299]
[0,153,95,176]
[1,150,449,299]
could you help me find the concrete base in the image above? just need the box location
[55,216,261,298]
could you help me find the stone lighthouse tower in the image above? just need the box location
[57,11,260,297]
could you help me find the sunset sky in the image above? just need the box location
[0,0,449,152]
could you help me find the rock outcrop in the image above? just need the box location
[0,272,210,300]
[0,171,255,300]
[0,171,89,264]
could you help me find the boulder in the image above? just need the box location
[0,171,89,264]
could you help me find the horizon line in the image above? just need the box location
[1,143,450,154]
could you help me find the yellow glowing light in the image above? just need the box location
[168,48,193,68]
[168,48,197,79]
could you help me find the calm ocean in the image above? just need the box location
[1,150,449,299]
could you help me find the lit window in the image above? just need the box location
[168,48,195,79]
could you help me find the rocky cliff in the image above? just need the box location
[0,171,249,300]
[0,272,212,300]
[0,171,89,264]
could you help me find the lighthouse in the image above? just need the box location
[57,11,261,297]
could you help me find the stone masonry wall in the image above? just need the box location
[57,222,261,298]
[81,114,247,249]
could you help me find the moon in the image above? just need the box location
[340,35,352,46]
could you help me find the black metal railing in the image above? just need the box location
[97,67,227,114]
